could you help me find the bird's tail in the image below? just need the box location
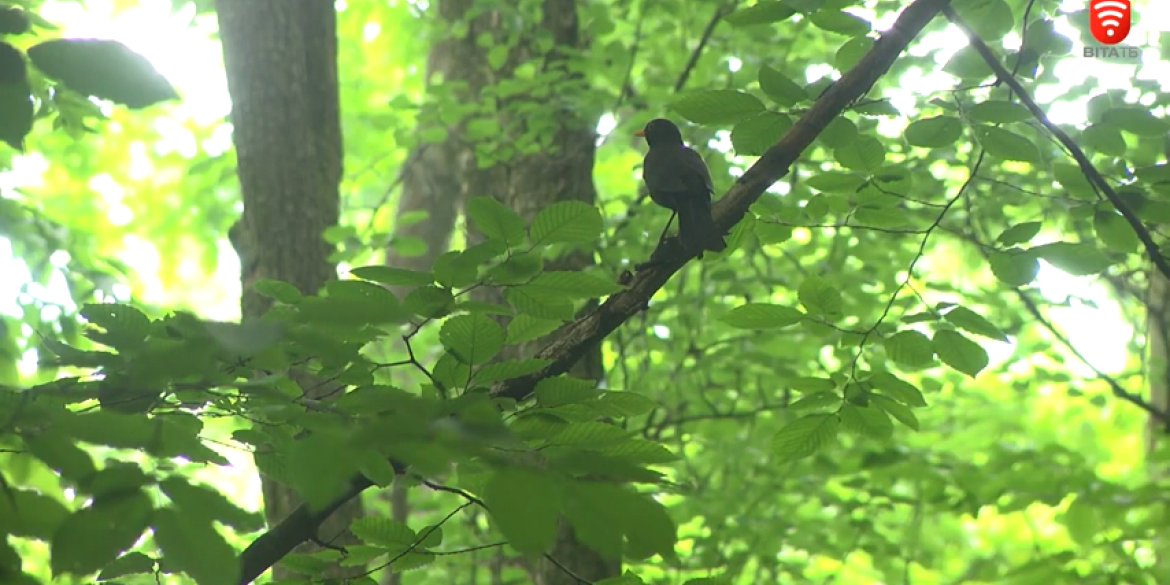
[676,195,727,253]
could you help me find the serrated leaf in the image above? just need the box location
[1093,210,1139,254]
[595,391,657,417]
[724,1,797,26]
[933,329,989,377]
[790,377,837,393]
[80,303,151,351]
[0,57,33,151]
[552,421,630,446]
[833,135,885,172]
[809,10,870,35]
[884,330,934,368]
[28,39,178,108]
[252,279,302,304]
[772,413,839,461]
[350,266,434,286]
[350,517,416,547]
[404,285,456,318]
[870,395,919,431]
[504,287,575,320]
[720,303,803,329]
[1033,241,1112,276]
[529,201,603,245]
[790,390,841,411]
[905,116,963,148]
[967,100,1030,123]
[869,372,927,408]
[520,271,624,300]
[159,477,262,532]
[797,275,843,317]
[975,125,1041,163]
[758,65,806,106]
[96,552,155,581]
[839,404,894,439]
[152,508,239,585]
[671,90,766,125]
[943,306,1008,342]
[473,359,550,384]
[535,376,600,407]
[467,196,527,246]
[805,171,866,193]
[1081,123,1127,157]
[51,491,153,577]
[1101,107,1170,137]
[996,221,1041,246]
[0,488,69,539]
[989,248,1039,286]
[730,111,792,156]
[836,36,873,71]
[486,252,543,285]
[439,314,505,365]
[483,468,563,553]
[506,314,564,344]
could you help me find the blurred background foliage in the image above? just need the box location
[2,0,1170,583]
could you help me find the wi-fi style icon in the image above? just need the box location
[1089,0,1132,45]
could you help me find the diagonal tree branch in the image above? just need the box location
[235,0,952,581]
[943,6,1170,282]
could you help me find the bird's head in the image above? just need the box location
[635,118,684,147]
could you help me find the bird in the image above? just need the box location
[635,118,727,254]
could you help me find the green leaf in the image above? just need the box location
[552,421,631,446]
[933,329,989,377]
[605,488,677,560]
[504,287,575,320]
[596,392,658,417]
[159,477,262,532]
[975,125,1041,163]
[731,112,792,156]
[952,0,1014,40]
[806,171,866,193]
[473,359,551,384]
[152,508,240,585]
[836,36,873,71]
[484,468,563,553]
[467,196,527,247]
[1032,242,1113,276]
[1081,123,1127,156]
[996,221,1041,246]
[28,39,178,108]
[671,90,767,125]
[989,248,1040,286]
[904,116,963,148]
[869,373,927,409]
[773,413,839,461]
[350,266,434,287]
[403,285,456,318]
[966,100,1030,123]
[0,62,33,151]
[809,10,870,35]
[529,200,604,245]
[790,376,837,393]
[201,320,285,357]
[96,552,156,581]
[870,395,920,431]
[0,488,69,538]
[797,275,843,317]
[884,330,935,369]
[724,1,797,26]
[54,412,156,450]
[833,135,886,172]
[1101,107,1170,136]
[350,517,416,547]
[520,271,624,300]
[1094,210,1140,253]
[942,46,994,79]
[80,303,151,351]
[486,252,543,285]
[943,306,1008,342]
[790,390,842,412]
[51,491,153,577]
[1062,496,1100,548]
[720,303,804,329]
[536,375,600,407]
[439,313,506,365]
[839,404,894,440]
[253,279,303,304]
[758,65,806,106]
[506,314,565,344]
[1052,162,1096,198]
[285,433,363,510]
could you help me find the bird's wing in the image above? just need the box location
[680,147,715,194]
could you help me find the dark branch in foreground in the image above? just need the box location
[234,0,952,581]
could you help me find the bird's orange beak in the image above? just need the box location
[634,129,645,137]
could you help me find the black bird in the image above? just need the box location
[635,119,727,254]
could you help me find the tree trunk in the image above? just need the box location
[215,0,361,579]
[383,0,617,579]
